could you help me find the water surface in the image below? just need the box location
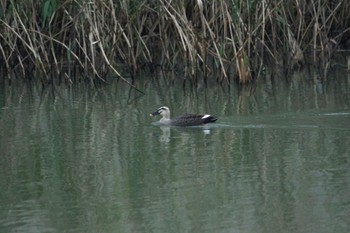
[0,68,350,233]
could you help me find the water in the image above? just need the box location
[0,68,350,233]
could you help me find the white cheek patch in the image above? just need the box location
[202,114,211,119]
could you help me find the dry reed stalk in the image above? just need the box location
[287,26,304,67]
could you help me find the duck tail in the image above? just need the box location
[202,115,217,124]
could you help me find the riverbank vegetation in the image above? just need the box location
[0,0,349,87]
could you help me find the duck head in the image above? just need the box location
[150,106,170,119]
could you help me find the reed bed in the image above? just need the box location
[0,0,349,87]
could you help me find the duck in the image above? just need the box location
[150,106,217,127]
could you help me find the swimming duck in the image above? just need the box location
[150,106,217,127]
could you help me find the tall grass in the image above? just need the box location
[0,0,349,87]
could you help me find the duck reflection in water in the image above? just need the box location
[159,126,171,142]
[157,125,213,142]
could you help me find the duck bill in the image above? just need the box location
[149,110,160,117]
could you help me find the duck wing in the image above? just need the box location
[170,114,217,127]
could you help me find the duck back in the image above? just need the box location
[170,114,217,126]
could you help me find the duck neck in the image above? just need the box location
[160,111,171,123]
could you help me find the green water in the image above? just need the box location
[0,69,350,233]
